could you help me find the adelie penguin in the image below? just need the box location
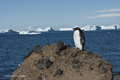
[73,27,85,52]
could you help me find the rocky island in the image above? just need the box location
[10,41,113,80]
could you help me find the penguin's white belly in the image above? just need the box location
[73,30,82,50]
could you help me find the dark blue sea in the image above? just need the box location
[0,30,120,80]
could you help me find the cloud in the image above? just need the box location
[96,8,120,13]
[87,13,120,19]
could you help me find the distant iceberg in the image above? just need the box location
[59,28,73,31]
[0,29,9,33]
[81,25,97,31]
[0,29,19,34]
[27,26,35,31]
[59,25,120,31]
[81,24,120,31]
[0,27,55,35]
[100,24,120,30]
[0,25,120,35]
[36,27,55,32]
[18,31,41,35]
[18,31,29,35]
[59,25,96,31]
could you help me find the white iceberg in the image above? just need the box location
[59,25,97,31]
[18,31,29,34]
[0,29,19,34]
[59,28,73,31]
[81,25,97,31]
[117,25,120,29]
[0,29,9,33]
[80,24,120,31]
[100,24,120,30]
[27,26,35,31]
[18,31,41,35]
[36,27,55,32]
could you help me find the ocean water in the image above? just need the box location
[0,30,120,80]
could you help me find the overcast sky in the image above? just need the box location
[0,0,120,30]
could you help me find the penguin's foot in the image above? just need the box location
[80,50,83,53]
[80,49,85,53]
[74,47,79,49]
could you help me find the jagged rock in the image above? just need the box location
[98,62,102,68]
[56,40,64,50]
[53,69,63,77]
[56,40,68,51]
[99,65,107,74]
[87,50,92,54]
[10,41,113,80]
[72,59,79,64]
[72,64,80,69]
[95,54,101,58]
[36,63,44,70]
[35,59,53,70]
[65,44,70,48]
[79,61,83,66]
[46,43,49,45]
[61,60,67,64]
[89,65,93,70]
[60,52,67,55]
[24,45,43,59]
[55,51,61,55]
[37,76,42,80]
[71,53,77,57]
[34,46,43,54]
[21,78,24,80]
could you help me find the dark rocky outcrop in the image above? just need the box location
[35,59,53,70]
[24,45,43,59]
[53,69,63,77]
[10,41,113,80]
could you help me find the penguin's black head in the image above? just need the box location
[73,27,81,31]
